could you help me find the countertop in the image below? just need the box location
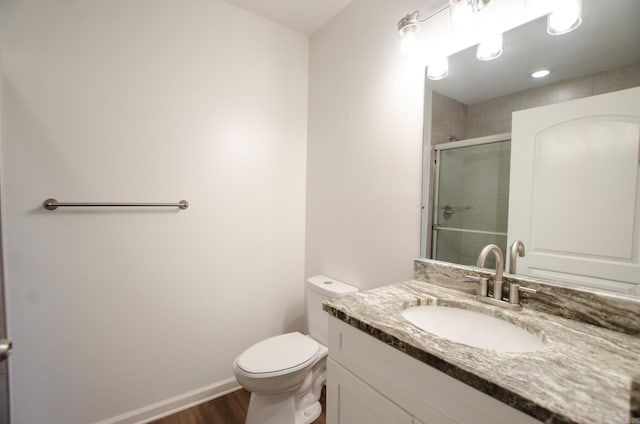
[323,279,640,424]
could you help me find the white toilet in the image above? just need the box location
[233,275,358,424]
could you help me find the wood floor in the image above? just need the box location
[149,388,326,424]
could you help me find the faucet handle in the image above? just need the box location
[509,284,538,305]
[479,277,489,297]
[509,283,520,304]
[464,274,488,297]
[518,286,537,294]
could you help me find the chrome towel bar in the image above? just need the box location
[43,198,189,211]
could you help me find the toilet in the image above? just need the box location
[233,275,358,424]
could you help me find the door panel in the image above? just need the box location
[509,87,640,294]
[531,120,638,258]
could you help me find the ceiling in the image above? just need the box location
[224,0,354,35]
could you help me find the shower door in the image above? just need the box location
[432,137,511,268]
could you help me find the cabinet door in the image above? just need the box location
[327,358,413,424]
[509,86,640,294]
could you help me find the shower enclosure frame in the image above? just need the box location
[430,133,511,262]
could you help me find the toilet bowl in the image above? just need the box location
[232,275,358,424]
[233,332,328,424]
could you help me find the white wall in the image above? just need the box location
[0,1,308,423]
[306,0,440,289]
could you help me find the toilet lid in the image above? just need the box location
[237,332,319,375]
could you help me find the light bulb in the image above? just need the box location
[427,56,449,80]
[451,2,474,28]
[524,0,552,9]
[400,31,419,55]
[450,0,491,28]
[476,33,503,61]
[398,12,421,55]
[547,0,582,35]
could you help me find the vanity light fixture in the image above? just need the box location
[476,33,503,61]
[523,0,552,8]
[427,56,449,80]
[547,0,582,35]
[397,6,451,56]
[450,0,491,27]
[399,1,492,79]
[398,0,579,78]
[530,68,551,78]
[398,11,421,54]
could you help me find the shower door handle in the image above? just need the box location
[0,339,12,362]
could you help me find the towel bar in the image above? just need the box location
[43,198,189,211]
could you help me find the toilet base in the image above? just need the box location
[244,357,326,424]
[245,393,321,424]
[236,339,328,424]
[296,401,321,424]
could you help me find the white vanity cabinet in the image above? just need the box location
[328,359,417,424]
[326,316,541,424]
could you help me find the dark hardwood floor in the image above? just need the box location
[149,388,326,424]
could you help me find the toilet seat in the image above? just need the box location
[236,332,320,378]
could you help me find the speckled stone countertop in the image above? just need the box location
[414,259,640,336]
[323,279,640,424]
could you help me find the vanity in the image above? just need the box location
[323,259,640,424]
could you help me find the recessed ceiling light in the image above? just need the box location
[531,69,551,78]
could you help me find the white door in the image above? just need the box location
[508,87,640,295]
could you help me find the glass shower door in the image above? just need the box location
[432,139,511,269]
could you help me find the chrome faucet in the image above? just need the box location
[508,240,525,274]
[476,244,504,300]
[471,243,537,311]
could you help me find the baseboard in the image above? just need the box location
[94,377,241,424]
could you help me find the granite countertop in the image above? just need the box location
[323,280,640,424]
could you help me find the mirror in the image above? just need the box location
[422,0,640,296]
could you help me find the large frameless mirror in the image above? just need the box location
[421,0,640,296]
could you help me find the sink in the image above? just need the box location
[401,305,544,353]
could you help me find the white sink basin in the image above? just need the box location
[401,305,544,353]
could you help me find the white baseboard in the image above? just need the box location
[94,377,241,424]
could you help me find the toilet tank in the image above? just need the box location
[306,275,358,346]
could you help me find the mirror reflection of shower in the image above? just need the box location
[441,204,474,220]
[432,135,511,269]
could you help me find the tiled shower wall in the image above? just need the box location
[469,61,640,138]
[431,92,467,146]
[431,61,640,143]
